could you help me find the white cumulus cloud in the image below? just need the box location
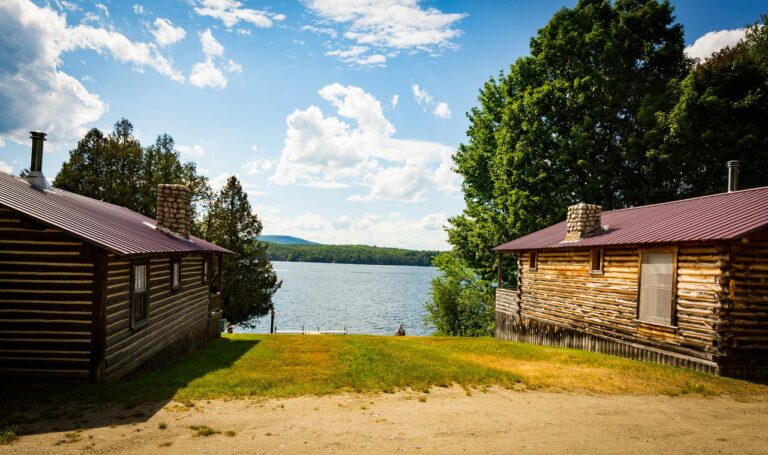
[303,0,466,66]
[0,161,12,174]
[433,102,451,119]
[270,83,459,202]
[200,28,224,57]
[189,29,240,89]
[150,18,186,47]
[301,24,337,38]
[685,28,746,62]
[225,59,243,73]
[368,159,430,202]
[94,3,109,17]
[56,1,78,11]
[389,94,399,110]
[411,84,433,105]
[177,144,206,156]
[243,157,276,175]
[190,58,227,89]
[0,0,185,146]
[193,0,284,29]
[412,84,451,120]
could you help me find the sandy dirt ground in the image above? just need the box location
[3,387,768,454]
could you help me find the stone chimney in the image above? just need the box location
[156,184,191,239]
[564,203,602,242]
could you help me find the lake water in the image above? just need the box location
[237,261,440,336]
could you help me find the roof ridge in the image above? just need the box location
[604,185,768,214]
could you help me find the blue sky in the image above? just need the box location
[1,0,765,249]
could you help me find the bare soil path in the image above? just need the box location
[3,387,767,454]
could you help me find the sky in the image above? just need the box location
[0,0,765,250]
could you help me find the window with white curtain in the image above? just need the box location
[638,251,675,325]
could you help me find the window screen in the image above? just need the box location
[638,252,674,325]
[529,251,537,270]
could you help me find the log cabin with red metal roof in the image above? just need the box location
[494,163,768,378]
[0,132,232,382]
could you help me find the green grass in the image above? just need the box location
[0,426,19,445]
[189,425,219,437]
[2,335,766,410]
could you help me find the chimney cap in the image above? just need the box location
[727,160,740,167]
[30,131,47,140]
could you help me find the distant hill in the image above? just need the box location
[263,242,439,267]
[259,235,320,245]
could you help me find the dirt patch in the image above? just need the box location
[2,387,768,454]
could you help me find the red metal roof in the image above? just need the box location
[0,172,232,256]
[494,186,768,251]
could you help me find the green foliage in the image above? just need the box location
[203,176,281,327]
[649,15,768,196]
[53,119,211,233]
[449,0,690,282]
[0,426,18,445]
[434,3,768,339]
[265,243,438,267]
[425,253,495,337]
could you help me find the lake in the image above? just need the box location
[236,261,440,336]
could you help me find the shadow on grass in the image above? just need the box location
[0,337,258,437]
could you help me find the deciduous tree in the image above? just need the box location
[649,15,768,196]
[425,253,495,337]
[449,0,690,284]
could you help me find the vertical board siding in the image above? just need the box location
[496,243,726,371]
[720,228,768,376]
[0,206,93,380]
[104,254,210,381]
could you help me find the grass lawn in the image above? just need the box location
[3,335,767,407]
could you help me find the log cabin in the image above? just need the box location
[0,132,232,382]
[494,164,768,377]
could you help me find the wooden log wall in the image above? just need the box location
[495,288,520,315]
[495,311,718,374]
[104,254,212,382]
[0,206,94,381]
[496,243,725,372]
[720,227,768,377]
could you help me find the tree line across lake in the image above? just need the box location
[264,243,439,267]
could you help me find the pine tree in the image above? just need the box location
[54,119,211,232]
[204,176,281,327]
